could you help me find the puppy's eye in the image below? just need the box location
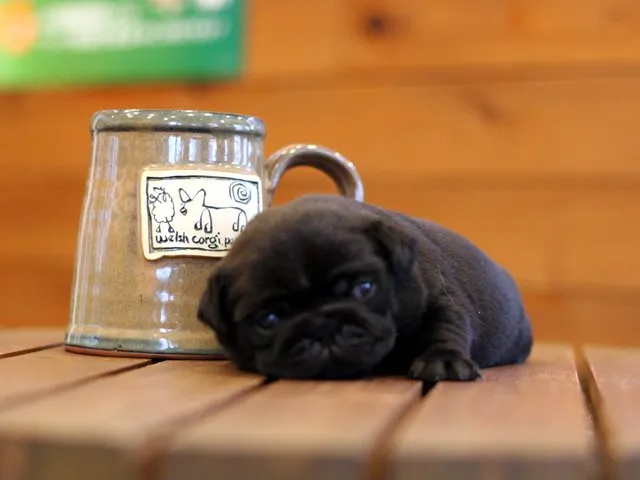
[257,313,280,330]
[351,281,375,299]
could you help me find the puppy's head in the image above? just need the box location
[197,196,417,379]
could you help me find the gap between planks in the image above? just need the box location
[0,328,65,359]
[0,344,422,480]
[0,330,154,415]
[0,348,152,413]
[577,345,640,480]
[576,347,615,480]
[158,343,605,480]
[0,333,619,480]
[384,344,603,480]
[0,356,268,480]
[159,376,422,480]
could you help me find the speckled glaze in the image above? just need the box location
[64,109,364,359]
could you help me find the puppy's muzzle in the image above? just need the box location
[277,308,390,362]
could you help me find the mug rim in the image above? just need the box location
[91,109,266,136]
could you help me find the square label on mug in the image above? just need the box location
[139,168,263,260]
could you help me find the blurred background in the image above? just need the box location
[1,0,638,347]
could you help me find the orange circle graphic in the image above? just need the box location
[0,0,38,56]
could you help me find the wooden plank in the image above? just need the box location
[0,361,262,480]
[246,0,343,79]
[532,289,640,348]
[345,0,640,72]
[0,180,83,260]
[6,184,640,343]
[2,258,74,327]
[3,185,640,346]
[557,191,640,289]
[161,378,421,480]
[0,348,149,411]
[381,189,557,288]
[0,329,63,358]
[389,344,596,479]
[5,78,640,180]
[5,183,640,294]
[580,346,640,480]
[0,187,559,291]
[140,0,640,80]
[280,186,640,292]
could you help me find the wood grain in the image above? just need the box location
[2,258,75,327]
[5,180,640,298]
[4,79,640,294]
[0,187,558,290]
[3,0,640,348]
[6,182,640,287]
[0,348,148,411]
[388,344,596,479]
[161,378,421,480]
[226,0,640,81]
[557,191,640,289]
[5,182,640,350]
[0,361,262,480]
[246,0,343,79]
[345,0,640,74]
[8,281,640,349]
[5,77,640,181]
[0,329,63,358]
[525,289,640,348]
[580,346,640,479]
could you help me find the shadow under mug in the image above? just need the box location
[64,109,364,359]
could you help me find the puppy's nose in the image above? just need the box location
[311,314,338,343]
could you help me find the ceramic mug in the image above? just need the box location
[64,109,364,359]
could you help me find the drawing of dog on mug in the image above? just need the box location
[178,188,248,234]
[197,194,533,382]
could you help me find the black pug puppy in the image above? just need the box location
[197,194,533,382]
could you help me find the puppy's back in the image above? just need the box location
[379,204,533,368]
[288,195,533,367]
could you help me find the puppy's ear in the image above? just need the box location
[366,218,417,275]
[197,266,235,346]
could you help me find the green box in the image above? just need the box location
[0,0,243,90]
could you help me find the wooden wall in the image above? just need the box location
[2,0,640,347]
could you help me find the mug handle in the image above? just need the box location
[264,144,365,206]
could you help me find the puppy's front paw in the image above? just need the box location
[409,351,481,382]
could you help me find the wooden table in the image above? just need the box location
[0,329,638,480]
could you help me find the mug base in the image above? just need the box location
[65,344,226,360]
[64,326,226,359]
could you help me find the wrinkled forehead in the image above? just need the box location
[299,226,374,267]
[230,226,378,295]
